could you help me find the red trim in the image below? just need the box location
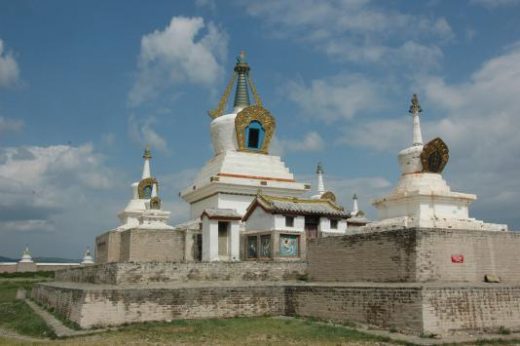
[218,172,295,183]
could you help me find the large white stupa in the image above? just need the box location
[365,94,507,232]
[181,52,309,219]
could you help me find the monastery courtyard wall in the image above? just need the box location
[32,228,520,336]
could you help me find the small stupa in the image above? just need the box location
[80,247,94,266]
[365,94,507,232]
[19,246,33,263]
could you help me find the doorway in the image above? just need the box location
[305,216,319,240]
[218,221,229,257]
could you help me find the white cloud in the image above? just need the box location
[470,0,520,7]
[277,131,325,154]
[129,16,228,106]
[128,114,168,153]
[240,0,453,68]
[284,74,386,122]
[0,39,20,88]
[0,116,24,134]
[0,144,115,233]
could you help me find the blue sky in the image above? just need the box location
[1,0,519,258]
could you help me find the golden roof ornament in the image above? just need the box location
[409,94,422,114]
[420,137,449,173]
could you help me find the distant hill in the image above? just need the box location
[33,257,81,263]
[0,255,81,263]
[0,256,17,262]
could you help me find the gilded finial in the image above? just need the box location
[208,50,263,118]
[409,94,422,114]
[143,145,152,160]
[316,162,324,175]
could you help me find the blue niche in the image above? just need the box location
[143,185,153,199]
[245,120,265,150]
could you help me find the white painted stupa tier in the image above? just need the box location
[364,94,507,232]
[181,111,308,219]
[181,52,308,219]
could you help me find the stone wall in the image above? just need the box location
[422,285,520,335]
[416,229,520,283]
[55,261,308,285]
[287,284,423,334]
[95,231,121,264]
[307,229,417,282]
[119,229,186,262]
[33,283,286,329]
[0,263,17,273]
[307,228,520,283]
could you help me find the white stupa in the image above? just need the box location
[181,51,309,219]
[311,162,326,199]
[364,94,507,232]
[115,146,173,231]
[19,246,33,263]
[81,247,94,265]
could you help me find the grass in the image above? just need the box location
[49,317,395,345]
[0,273,56,339]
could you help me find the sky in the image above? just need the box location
[0,0,519,259]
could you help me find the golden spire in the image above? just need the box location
[208,51,262,119]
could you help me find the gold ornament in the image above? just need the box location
[235,105,275,154]
[149,196,161,209]
[321,191,337,202]
[421,137,449,173]
[137,177,158,199]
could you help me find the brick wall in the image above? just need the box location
[55,261,307,285]
[307,230,417,282]
[416,229,520,283]
[120,229,186,262]
[34,283,286,328]
[307,229,520,283]
[287,284,423,334]
[423,285,520,335]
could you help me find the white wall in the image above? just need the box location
[245,207,275,231]
[274,214,304,233]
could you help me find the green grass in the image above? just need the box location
[0,274,56,339]
[87,317,393,345]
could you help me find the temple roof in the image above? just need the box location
[243,193,350,220]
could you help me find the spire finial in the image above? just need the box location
[143,145,152,160]
[409,94,422,114]
[316,162,324,175]
[233,50,251,111]
[409,94,424,146]
[353,193,358,200]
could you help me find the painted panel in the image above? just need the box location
[260,235,271,257]
[279,234,299,257]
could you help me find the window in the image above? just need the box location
[330,219,338,229]
[248,128,260,148]
[245,121,265,150]
[285,216,294,227]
